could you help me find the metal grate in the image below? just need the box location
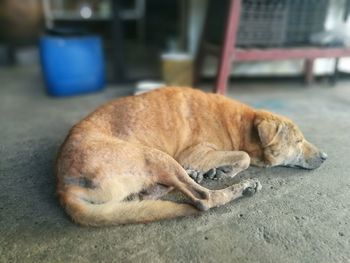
[237,0,329,47]
[237,0,289,47]
[286,0,329,45]
[206,0,330,48]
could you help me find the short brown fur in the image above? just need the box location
[56,87,326,226]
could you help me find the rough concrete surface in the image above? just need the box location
[1,66,350,263]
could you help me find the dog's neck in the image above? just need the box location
[224,106,265,165]
[243,113,266,166]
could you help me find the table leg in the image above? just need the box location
[304,59,314,85]
[215,0,241,95]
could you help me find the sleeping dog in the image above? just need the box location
[56,87,327,225]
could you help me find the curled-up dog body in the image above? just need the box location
[56,87,327,226]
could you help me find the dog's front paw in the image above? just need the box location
[204,166,236,180]
[242,179,262,197]
[186,169,204,183]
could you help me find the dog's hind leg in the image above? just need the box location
[155,162,261,211]
[177,143,251,183]
[57,139,260,225]
[139,184,174,200]
[57,138,209,225]
[144,147,261,211]
[205,178,261,209]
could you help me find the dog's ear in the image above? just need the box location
[255,116,283,147]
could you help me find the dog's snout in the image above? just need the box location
[320,151,328,161]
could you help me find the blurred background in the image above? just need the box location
[1,0,350,94]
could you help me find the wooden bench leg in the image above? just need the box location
[304,59,314,85]
[215,0,241,95]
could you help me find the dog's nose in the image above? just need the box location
[320,151,328,161]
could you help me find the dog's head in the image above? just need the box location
[253,110,327,169]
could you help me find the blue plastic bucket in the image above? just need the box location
[40,35,105,96]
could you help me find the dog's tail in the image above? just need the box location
[60,191,200,226]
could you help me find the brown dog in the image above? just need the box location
[56,87,327,226]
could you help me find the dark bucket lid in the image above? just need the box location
[45,27,90,37]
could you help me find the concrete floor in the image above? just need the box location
[1,66,350,263]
